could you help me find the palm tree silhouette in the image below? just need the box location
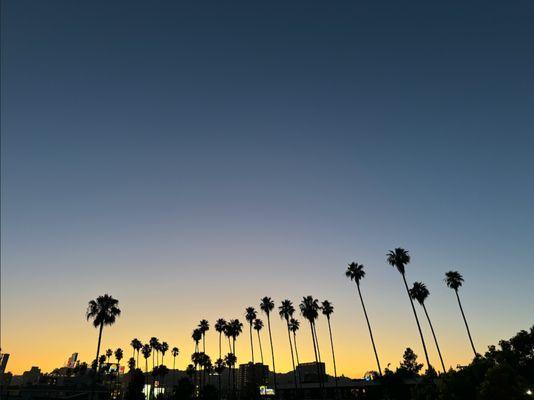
[160,342,169,365]
[300,296,323,388]
[345,262,382,375]
[86,294,121,372]
[114,348,123,388]
[130,338,142,367]
[149,337,159,369]
[279,300,298,392]
[141,344,152,385]
[260,296,277,392]
[409,281,446,372]
[192,329,202,353]
[127,357,135,372]
[253,319,265,364]
[171,347,179,386]
[245,307,257,363]
[223,324,233,354]
[445,270,477,356]
[387,248,432,370]
[321,300,338,388]
[215,319,227,360]
[199,319,210,353]
[106,349,113,363]
[228,319,243,355]
[224,352,237,398]
[289,318,301,384]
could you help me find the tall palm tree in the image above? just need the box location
[149,337,159,369]
[321,300,338,387]
[387,248,432,370]
[215,319,227,359]
[299,296,323,388]
[141,344,152,385]
[199,319,210,353]
[260,296,277,392]
[223,324,233,354]
[253,319,265,364]
[245,307,257,363]
[279,300,298,392]
[160,342,169,365]
[228,319,243,355]
[130,338,142,367]
[409,282,446,372]
[289,318,301,366]
[171,347,179,386]
[86,294,121,371]
[445,271,477,356]
[345,262,383,375]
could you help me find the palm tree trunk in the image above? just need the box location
[326,317,338,387]
[137,351,139,368]
[266,314,277,393]
[312,323,322,363]
[219,332,222,360]
[257,330,264,364]
[203,335,206,353]
[249,324,255,363]
[422,303,446,372]
[356,283,382,375]
[293,332,301,386]
[455,289,477,356]
[286,323,298,393]
[94,323,104,371]
[402,273,432,369]
[309,322,321,388]
[312,323,324,391]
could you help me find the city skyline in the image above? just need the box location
[2,0,534,382]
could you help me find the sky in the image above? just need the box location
[1,0,534,378]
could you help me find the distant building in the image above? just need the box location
[22,367,42,386]
[65,352,79,368]
[238,362,269,397]
[296,362,326,383]
[0,353,9,374]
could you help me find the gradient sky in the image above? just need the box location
[1,0,534,378]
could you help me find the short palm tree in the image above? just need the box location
[149,337,159,369]
[445,271,477,356]
[410,282,446,372]
[127,357,135,372]
[245,307,258,363]
[224,352,237,397]
[130,338,142,367]
[260,296,277,391]
[253,319,265,364]
[192,329,202,353]
[223,324,233,354]
[199,319,210,353]
[86,294,121,371]
[160,342,169,365]
[279,300,298,391]
[387,248,432,370]
[106,349,113,363]
[321,300,338,387]
[171,347,179,386]
[345,262,382,375]
[141,344,152,383]
[215,319,227,359]
[114,348,123,386]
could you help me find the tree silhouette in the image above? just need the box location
[214,358,225,400]
[199,319,210,353]
[149,337,159,369]
[141,344,151,385]
[192,329,202,353]
[321,300,338,388]
[260,296,277,392]
[387,248,432,370]
[130,338,142,367]
[445,270,478,356]
[115,348,124,388]
[86,294,121,372]
[346,262,383,375]
[279,299,298,393]
[215,319,227,360]
[160,341,169,365]
[253,319,265,364]
[409,281,446,372]
[245,307,257,363]
[300,296,323,389]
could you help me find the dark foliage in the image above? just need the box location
[124,368,145,400]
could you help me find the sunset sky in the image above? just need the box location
[1,0,533,378]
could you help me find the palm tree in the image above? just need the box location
[214,358,225,400]
[253,319,265,364]
[86,294,121,371]
[223,324,233,354]
[215,319,227,359]
[445,271,477,356]
[127,357,135,372]
[130,338,142,367]
[289,318,301,366]
[299,296,323,388]
[160,342,169,365]
[224,352,237,398]
[141,344,152,385]
[279,300,298,392]
[171,347,179,386]
[149,337,159,369]
[409,282,446,372]
[192,329,202,353]
[114,348,123,387]
[228,319,243,355]
[245,307,257,363]
[260,296,277,392]
[387,248,432,370]
[106,349,113,363]
[345,262,383,375]
[321,300,338,387]
[199,319,210,353]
